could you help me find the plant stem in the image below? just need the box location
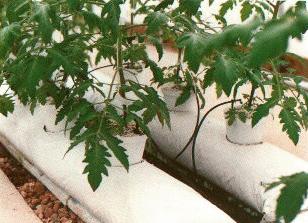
[248,85,256,108]
[272,1,283,19]
[175,49,182,81]
[116,31,128,121]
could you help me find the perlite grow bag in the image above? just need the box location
[149,112,308,223]
[0,102,235,223]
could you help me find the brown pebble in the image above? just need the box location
[20,191,27,198]
[53,202,61,212]
[60,217,69,223]
[34,182,45,195]
[44,207,53,218]
[38,213,44,219]
[41,197,50,205]
[70,212,77,220]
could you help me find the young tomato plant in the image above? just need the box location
[0,0,170,191]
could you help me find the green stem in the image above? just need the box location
[175,49,182,82]
[248,85,256,108]
[117,31,125,98]
[272,1,283,19]
[116,31,128,122]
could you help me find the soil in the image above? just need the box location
[0,143,84,223]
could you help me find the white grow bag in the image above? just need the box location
[0,103,235,223]
[149,112,308,223]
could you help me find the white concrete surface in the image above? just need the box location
[0,102,236,223]
[149,111,308,222]
[0,169,42,223]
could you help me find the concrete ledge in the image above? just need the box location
[0,169,42,223]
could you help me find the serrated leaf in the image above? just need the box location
[226,107,236,126]
[155,0,174,11]
[279,108,301,145]
[101,130,129,170]
[238,111,247,123]
[266,172,308,223]
[67,0,82,11]
[147,60,164,85]
[101,0,123,37]
[177,32,206,73]
[32,3,55,43]
[212,55,238,96]
[0,95,14,116]
[145,11,169,34]
[175,87,191,106]
[216,83,223,98]
[241,1,253,21]
[24,57,52,97]
[252,99,277,127]
[108,143,129,170]
[83,142,111,191]
[179,0,202,15]
[219,0,235,17]
[148,36,163,61]
[0,23,21,58]
[6,0,30,23]
[82,10,102,32]
[126,82,170,127]
[248,13,308,68]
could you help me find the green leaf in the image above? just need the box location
[219,0,235,17]
[32,3,55,43]
[179,0,202,15]
[252,99,277,127]
[147,60,164,85]
[266,172,308,223]
[155,0,174,11]
[105,104,125,128]
[145,11,169,34]
[68,80,92,99]
[83,142,111,191]
[240,1,253,21]
[177,32,206,73]
[0,95,14,116]
[211,55,239,96]
[175,87,191,106]
[100,118,129,170]
[105,135,129,170]
[82,10,102,32]
[148,36,163,61]
[0,23,21,58]
[26,57,52,96]
[225,107,236,126]
[6,0,30,23]
[279,108,301,145]
[67,0,82,11]
[126,82,170,128]
[238,111,247,123]
[101,0,123,37]
[248,13,308,68]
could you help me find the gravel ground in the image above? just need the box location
[0,144,84,223]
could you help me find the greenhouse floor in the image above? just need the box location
[0,155,41,223]
[0,144,84,223]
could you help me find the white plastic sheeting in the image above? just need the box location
[149,112,308,222]
[0,102,235,223]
